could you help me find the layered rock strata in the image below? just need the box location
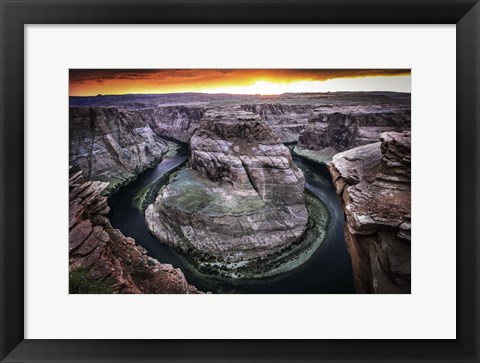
[69,107,169,191]
[70,95,411,175]
[141,105,205,144]
[145,107,308,263]
[241,103,316,143]
[69,167,199,294]
[328,131,411,293]
[295,110,410,162]
[71,92,410,149]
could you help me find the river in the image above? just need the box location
[107,152,355,294]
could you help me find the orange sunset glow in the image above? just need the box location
[69,69,411,96]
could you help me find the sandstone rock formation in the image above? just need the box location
[69,167,200,294]
[241,103,315,143]
[145,106,308,264]
[296,109,410,163]
[69,107,169,191]
[141,105,204,144]
[328,131,411,293]
[71,92,411,149]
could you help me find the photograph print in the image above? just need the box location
[69,69,411,294]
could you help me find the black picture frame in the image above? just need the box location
[1,0,479,362]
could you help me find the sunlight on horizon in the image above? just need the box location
[196,76,411,95]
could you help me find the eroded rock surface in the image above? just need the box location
[71,92,411,148]
[241,104,316,143]
[69,167,200,294]
[296,108,410,163]
[141,105,205,144]
[328,131,411,293]
[69,107,169,191]
[145,106,308,263]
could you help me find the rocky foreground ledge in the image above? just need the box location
[328,131,411,293]
[69,167,200,294]
[145,106,309,270]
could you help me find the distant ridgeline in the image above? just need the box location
[69,91,410,108]
[69,91,410,189]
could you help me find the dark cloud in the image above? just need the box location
[69,69,410,84]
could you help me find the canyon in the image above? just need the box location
[69,91,411,293]
[69,92,410,180]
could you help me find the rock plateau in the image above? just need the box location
[145,106,309,264]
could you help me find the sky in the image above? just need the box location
[69,69,411,96]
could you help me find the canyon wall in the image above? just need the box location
[295,107,410,162]
[69,107,169,191]
[240,103,316,143]
[328,131,411,293]
[69,167,200,294]
[140,105,205,144]
[70,92,411,153]
[145,106,308,264]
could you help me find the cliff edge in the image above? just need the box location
[69,167,200,294]
[328,131,411,293]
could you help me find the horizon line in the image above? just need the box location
[69,90,412,98]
